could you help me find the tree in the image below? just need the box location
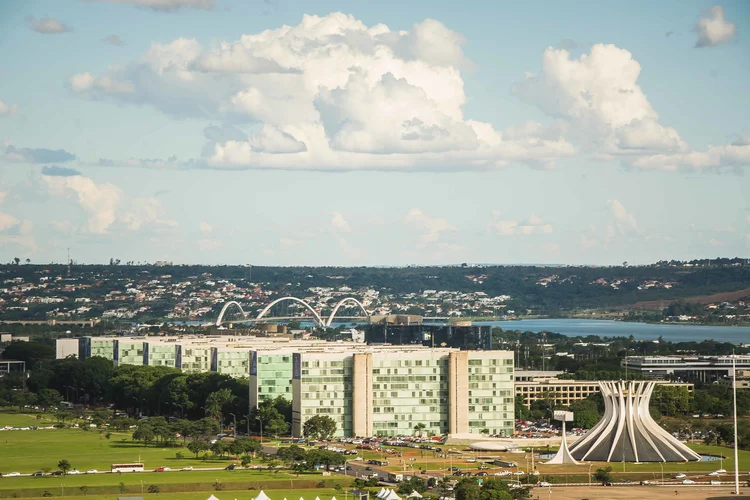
[57,459,71,475]
[414,422,426,437]
[455,477,481,500]
[0,341,55,367]
[205,388,235,423]
[187,440,209,458]
[479,479,513,500]
[132,423,155,446]
[211,440,229,458]
[303,415,337,440]
[593,466,613,485]
[397,476,427,494]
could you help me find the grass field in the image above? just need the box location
[0,427,232,474]
[13,489,348,500]
[0,411,55,429]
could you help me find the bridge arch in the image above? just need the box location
[256,296,325,327]
[325,297,369,327]
[216,301,247,326]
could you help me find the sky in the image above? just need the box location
[0,0,749,267]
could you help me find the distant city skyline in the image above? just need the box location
[0,0,749,266]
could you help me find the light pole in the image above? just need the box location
[243,414,251,436]
[256,416,263,443]
[229,413,237,438]
[176,403,184,418]
[131,396,139,417]
[659,462,664,484]
[588,463,592,485]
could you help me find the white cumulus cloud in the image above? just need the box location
[405,208,456,244]
[695,5,736,48]
[488,212,554,236]
[331,212,351,233]
[70,13,575,172]
[607,200,640,237]
[43,175,122,234]
[0,212,20,231]
[0,100,18,117]
[26,16,72,34]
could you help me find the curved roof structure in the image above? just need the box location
[569,381,701,462]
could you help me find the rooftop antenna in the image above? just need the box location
[67,248,71,276]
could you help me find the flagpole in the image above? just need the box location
[732,354,740,495]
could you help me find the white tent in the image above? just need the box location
[376,489,388,499]
[383,491,402,500]
[252,491,272,500]
[408,492,423,499]
[206,495,220,500]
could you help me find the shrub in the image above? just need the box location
[213,480,225,491]
[175,451,184,460]
[148,485,160,493]
[42,491,52,497]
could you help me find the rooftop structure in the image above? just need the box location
[622,355,750,381]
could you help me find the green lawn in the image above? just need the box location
[0,411,55,429]
[0,427,233,474]
[16,489,353,500]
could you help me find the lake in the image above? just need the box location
[472,319,750,344]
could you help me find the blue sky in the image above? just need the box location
[0,0,748,266]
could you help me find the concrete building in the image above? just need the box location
[622,355,750,381]
[291,347,514,438]
[515,370,692,408]
[59,336,515,439]
[718,369,750,390]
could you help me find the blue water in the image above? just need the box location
[472,319,750,344]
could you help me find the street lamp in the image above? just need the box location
[229,413,237,438]
[243,414,251,436]
[659,462,664,484]
[588,463,593,485]
[256,416,263,442]
[131,397,139,417]
[176,403,184,418]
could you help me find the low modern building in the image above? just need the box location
[515,372,693,408]
[622,355,750,381]
[718,369,750,390]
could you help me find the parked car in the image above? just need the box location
[224,464,236,471]
[85,470,97,474]
[675,473,687,479]
[708,471,719,476]
[181,466,193,471]
[155,467,171,472]
[715,469,727,474]
[539,482,551,487]
[5,472,21,477]
[51,471,63,476]
[710,480,721,485]
[67,470,81,475]
[32,472,44,477]
[682,479,695,485]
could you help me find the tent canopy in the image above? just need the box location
[408,491,423,498]
[252,491,272,500]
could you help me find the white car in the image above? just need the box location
[514,471,525,476]
[707,471,719,476]
[181,466,193,471]
[85,469,97,474]
[682,479,695,485]
[715,469,727,474]
[5,472,21,477]
[539,481,551,487]
[675,473,687,479]
[67,470,81,475]
[710,480,721,485]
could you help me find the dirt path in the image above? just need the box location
[535,485,750,500]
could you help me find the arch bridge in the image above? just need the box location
[215,296,370,328]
